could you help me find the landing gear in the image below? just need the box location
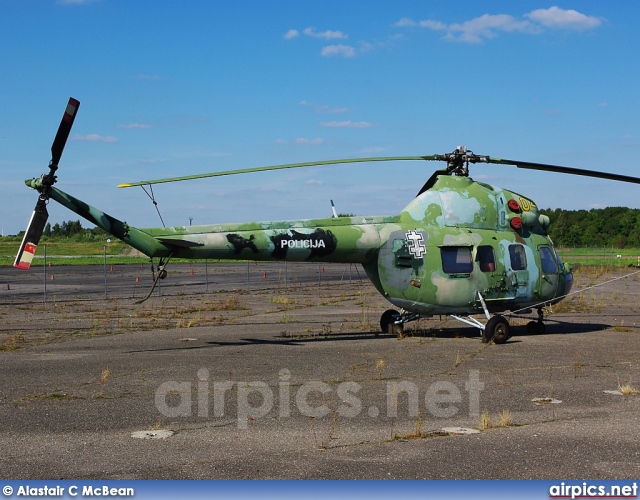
[482,315,510,344]
[526,307,546,334]
[380,309,404,338]
[451,292,510,344]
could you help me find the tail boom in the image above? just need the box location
[47,186,172,258]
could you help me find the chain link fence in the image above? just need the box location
[0,261,365,305]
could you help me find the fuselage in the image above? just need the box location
[48,174,572,316]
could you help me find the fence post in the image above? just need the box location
[205,259,209,293]
[43,244,47,303]
[103,246,108,299]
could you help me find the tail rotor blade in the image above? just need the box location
[14,198,49,270]
[50,97,80,169]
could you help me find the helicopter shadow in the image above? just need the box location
[126,320,611,354]
[400,317,611,343]
[126,331,395,354]
[508,317,611,337]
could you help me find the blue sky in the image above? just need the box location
[2,1,640,235]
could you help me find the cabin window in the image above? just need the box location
[508,244,527,271]
[477,245,496,272]
[441,246,473,274]
[539,246,558,274]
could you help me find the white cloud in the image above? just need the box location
[306,179,325,185]
[71,133,119,143]
[525,6,602,30]
[393,18,417,28]
[419,20,447,31]
[395,7,602,44]
[288,28,359,57]
[321,44,356,58]
[303,27,347,40]
[446,14,536,43]
[117,123,152,129]
[320,121,373,128]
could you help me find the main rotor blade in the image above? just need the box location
[14,198,49,270]
[117,156,436,188]
[50,97,80,168]
[488,157,640,185]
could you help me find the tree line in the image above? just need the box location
[41,220,107,241]
[540,207,640,248]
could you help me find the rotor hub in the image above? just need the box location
[438,146,490,177]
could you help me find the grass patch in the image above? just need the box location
[617,381,639,396]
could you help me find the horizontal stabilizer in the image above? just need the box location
[157,237,205,248]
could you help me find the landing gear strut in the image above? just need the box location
[451,292,511,344]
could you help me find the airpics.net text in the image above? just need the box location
[155,369,484,429]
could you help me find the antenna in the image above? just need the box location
[330,200,338,218]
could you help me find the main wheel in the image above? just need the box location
[380,309,404,338]
[482,315,510,344]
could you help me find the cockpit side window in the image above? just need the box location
[539,246,558,274]
[508,244,527,271]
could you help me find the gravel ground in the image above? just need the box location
[0,263,639,479]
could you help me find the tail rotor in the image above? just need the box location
[14,97,80,270]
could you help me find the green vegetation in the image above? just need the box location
[0,219,143,266]
[555,247,640,268]
[541,207,640,248]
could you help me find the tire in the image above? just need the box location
[483,315,510,344]
[380,309,403,337]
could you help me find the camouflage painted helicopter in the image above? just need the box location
[14,98,640,343]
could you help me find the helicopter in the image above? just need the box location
[13,98,640,343]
